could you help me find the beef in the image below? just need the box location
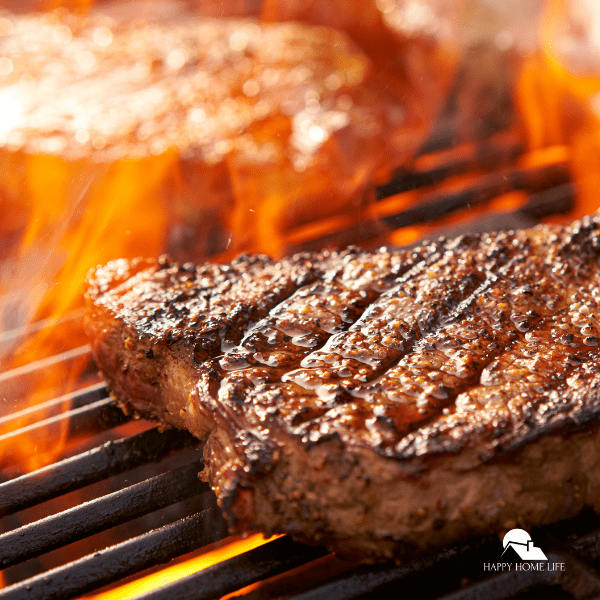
[0,8,421,262]
[84,214,600,561]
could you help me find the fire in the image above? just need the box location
[0,151,176,471]
[84,534,278,600]
[516,0,600,219]
[0,2,446,472]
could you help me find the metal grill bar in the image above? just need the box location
[0,426,199,517]
[380,161,570,231]
[0,309,83,348]
[289,159,571,253]
[0,509,228,600]
[0,395,130,458]
[0,345,91,385]
[519,182,576,221]
[283,528,600,600]
[570,530,600,561]
[0,381,107,428]
[0,460,207,570]
[375,135,524,200]
[133,536,328,600]
[284,545,462,600]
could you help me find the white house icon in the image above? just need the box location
[501,529,547,560]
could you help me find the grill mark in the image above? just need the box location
[302,251,466,362]
[394,263,600,458]
[252,228,590,453]
[368,273,545,429]
[215,235,522,438]
[210,240,450,378]
[357,263,513,386]
[395,338,600,460]
[98,252,354,360]
[280,233,517,412]
[321,251,576,452]
[218,280,381,372]
[190,255,333,353]
[200,242,460,434]
[287,263,523,448]
[209,253,424,395]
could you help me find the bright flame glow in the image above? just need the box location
[84,534,279,600]
[0,88,24,136]
[515,0,600,219]
[0,150,177,471]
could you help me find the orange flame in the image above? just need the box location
[516,0,600,219]
[84,534,278,600]
[0,0,444,473]
[0,151,178,471]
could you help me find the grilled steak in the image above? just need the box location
[85,215,600,561]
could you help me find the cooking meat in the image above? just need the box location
[0,6,423,260]
[85,215,600,561]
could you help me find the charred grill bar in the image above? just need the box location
[0,511,225,600]
[4,382,600,600]
[0,423,198,517]
[0,140,596,600]
[285,131,575,253]
[0,460,209,570]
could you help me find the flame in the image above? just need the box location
[0,0,445,473]
[84,534,278,600]
[0,150,178,471]
[516,0,600,219]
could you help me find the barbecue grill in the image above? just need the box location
[2,123,600,600]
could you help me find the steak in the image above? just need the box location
[85,215,600,561]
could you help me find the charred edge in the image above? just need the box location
[235,430,280,476]
[122,253,330,355]
[220,483,257,535]
[560,214,600,258]
[213,431,276,534]
[491,378,600,457]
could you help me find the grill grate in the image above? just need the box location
[0,511,225,600]
[0,139,596,600]
[0,420,198,517]
[284,130,575,254]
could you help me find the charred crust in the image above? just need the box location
[86,215,600,561]
[218,478,256,534]
[200,364,221,400]
[235,430,279,476]
[302,429,343,450]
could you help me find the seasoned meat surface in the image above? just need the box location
[85,215,600,561]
